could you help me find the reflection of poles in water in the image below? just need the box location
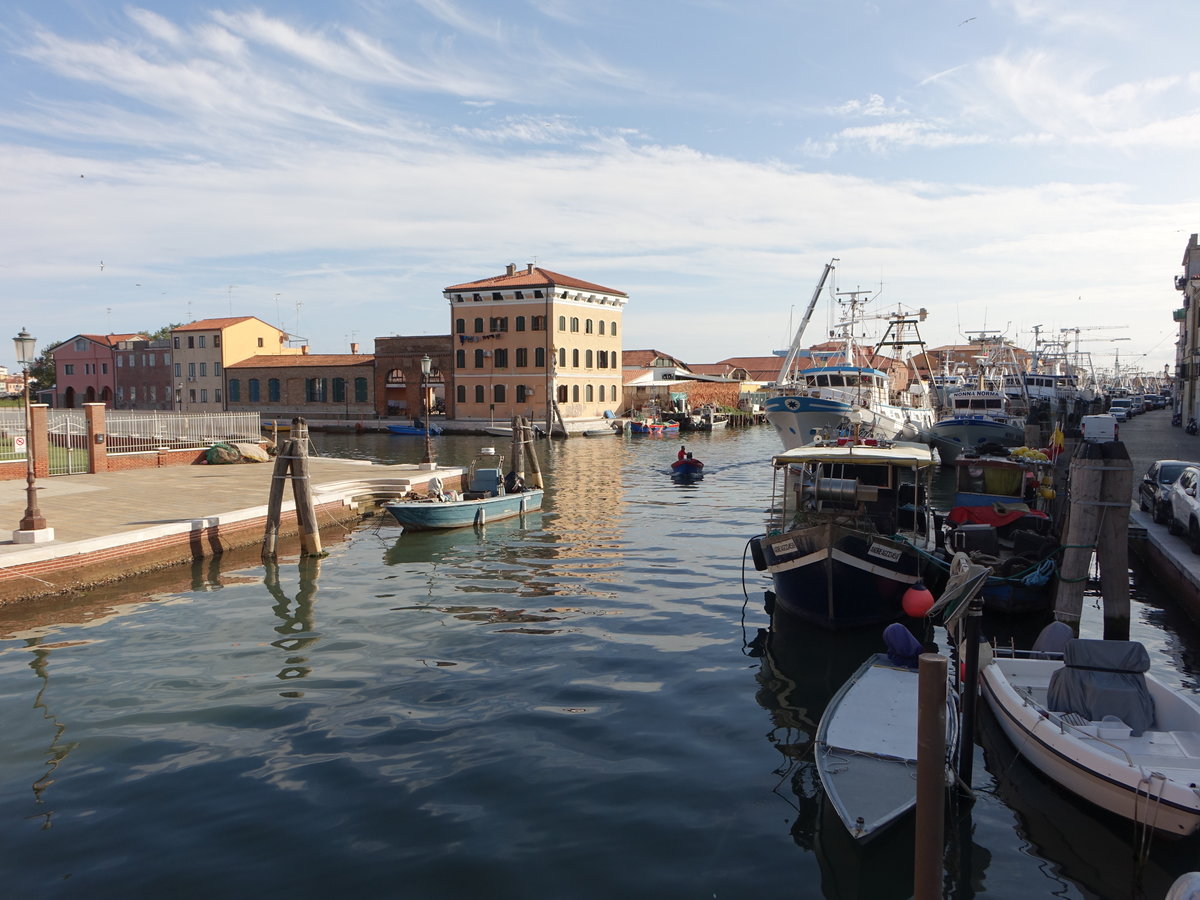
[27,639,79,829]
[263,557,322,689]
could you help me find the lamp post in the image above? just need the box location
[13,328,52,543]
[420,354,435,466]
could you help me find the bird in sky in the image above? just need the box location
[959,16,976,25]
[99,260,105,271]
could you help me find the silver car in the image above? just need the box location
[1167,466,1200,553]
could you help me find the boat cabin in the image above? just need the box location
[773,440,936,538]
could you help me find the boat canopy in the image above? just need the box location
[773,443,936,469]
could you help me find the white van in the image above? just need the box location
[1081,414,1119,443]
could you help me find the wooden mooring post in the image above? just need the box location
[914,653,948,900]
[261,417,324,561]
[1053,440,1132,639]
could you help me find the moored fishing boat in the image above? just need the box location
[750,437,937,629]
[387,422,443,436]
[629,418,680,435]
[929,389,1026,465]
[766,261,935,450]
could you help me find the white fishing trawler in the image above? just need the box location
[765,260,936,451]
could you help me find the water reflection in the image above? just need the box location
[26,639,80,830]
[264,558,322,691]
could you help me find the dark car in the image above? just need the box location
[1140,459,1200,524]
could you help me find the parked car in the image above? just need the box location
[1168,466,1200,553]
[1107,406,1129,422]
[1141,459,1200,524]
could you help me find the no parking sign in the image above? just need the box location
[13,435,25,450]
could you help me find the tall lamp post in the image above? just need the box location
[420,355,435,467]
[13,328,53,543]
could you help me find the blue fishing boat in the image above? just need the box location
[387,422,443,436]
[383,448,542,530]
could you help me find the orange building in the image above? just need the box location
[443,264,627,431]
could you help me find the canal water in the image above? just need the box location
[0,423,1197,899]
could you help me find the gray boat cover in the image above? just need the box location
[1030,621,1073,657]
[1046,639,1154,736]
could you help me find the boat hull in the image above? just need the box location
[756,523,925,630]
[385,490,544,530]
[930,417,1025,465]
[766,395,934,451]
[817,653,958,841]
[980,657,1200,837]
[387,424,443,436]
[630,422,680,435]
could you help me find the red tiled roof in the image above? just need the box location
[174,316,264,331]
[79,333,147,347]
[227,355,375,369]
[445,265,627,297]
[622,349,689,370]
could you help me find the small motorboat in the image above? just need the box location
[629,419,680,435]
[815,624,960,841]
[670,457,704,477]
[387,422,443,436]
[981,637,1200,837]
[383,448,543,530]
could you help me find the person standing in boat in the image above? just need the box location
[678,445,687,461]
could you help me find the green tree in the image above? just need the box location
[25,341,61,390]
[145,323,182,341]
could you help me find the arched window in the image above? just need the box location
[558,315,566,331]
[229,379,240,402]
[585,349,593,368]
[474,317,484,333]
[585,384,594,402]
[535,347,546,367]
[611,321,617,335]
[332,378,346,403]
[570,317,579,333]
[516,385,528,402]
[456,349,466,368]
[515,316,526,332]
[474,349,485,368]
[572,349,580,367]
[269,379,281,402]
[457,385,466,402]
[455,318,465,334]
[494,384,506,403]
[571,384,580,402]
[248,379,261,402]
[599,384,606,402]
[558,348,566,368]
[599,321,606,336]
[354,378,367,402]
[585,319,593,334]
[557,385,568,402]
[475,385,485,402]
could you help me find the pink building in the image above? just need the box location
[53,333,143,408]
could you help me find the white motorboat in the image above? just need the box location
[815,626,960,840]
[928,389,1026,465]
[980,638,1200,837]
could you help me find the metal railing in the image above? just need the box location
[104,411,263,454]
[0,409,27,464]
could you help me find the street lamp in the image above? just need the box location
[420,354,435,466]
[12,328,53,543]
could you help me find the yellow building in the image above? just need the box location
[171,316,299,412]
[443,264,627,431]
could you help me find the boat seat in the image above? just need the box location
[468,467,503,496]
[1047,639,1155,736]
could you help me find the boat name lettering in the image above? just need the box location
[771,537,798,557]
[867,542,903,563]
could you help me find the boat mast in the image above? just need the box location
[777,257,838,385]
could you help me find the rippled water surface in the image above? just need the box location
[1,425,1198,899]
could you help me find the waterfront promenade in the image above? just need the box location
[0,456,453,604]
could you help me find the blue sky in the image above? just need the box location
[3,0,1198,378]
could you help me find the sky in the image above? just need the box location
[3,0,1199,379]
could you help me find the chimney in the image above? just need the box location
[301,345,309,355]
[526,263,534,274]
[505,263,516,276]
[350,342,359,354]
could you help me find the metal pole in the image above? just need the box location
[19,366,46,532]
